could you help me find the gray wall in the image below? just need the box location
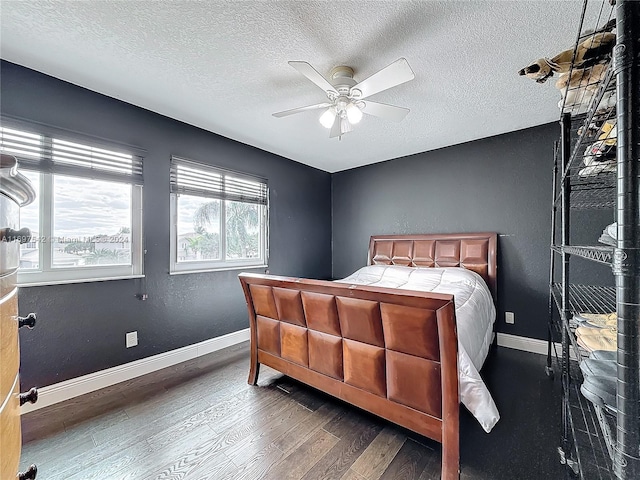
[332,123,613,340]
[2,61,332,388]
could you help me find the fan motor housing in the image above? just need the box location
[330,66,357,95]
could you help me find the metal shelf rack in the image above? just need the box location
[551,246,614,266]
[547,1,640,479]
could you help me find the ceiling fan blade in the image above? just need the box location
[341,117,353,135]
[288,61,338,96]
[329,113,342,138]
[360,101,410,122]
[351,58,415,99]
[272,102,332,118]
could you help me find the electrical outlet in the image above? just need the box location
[126,331,138,348]
[505,312,515,324]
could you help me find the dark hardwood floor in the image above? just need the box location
[19,343,564,479]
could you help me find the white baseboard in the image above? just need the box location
[497,332,549,355]
[21,328,250,414]
[497,332,574,360]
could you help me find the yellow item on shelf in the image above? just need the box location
[576,325,617,352]
[598,122,617,146]
[577,334,616,352]
[576,325,617,337]
[574,312,617,328]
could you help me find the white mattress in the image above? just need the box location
[335,265,499,433]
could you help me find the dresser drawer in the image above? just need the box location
[0,240,20,277]
[0,271,17,300]
[0,290,19,403]
[0,375,21,480]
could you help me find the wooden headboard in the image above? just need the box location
[368,232,498,302]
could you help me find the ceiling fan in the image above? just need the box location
[273,58,415,138]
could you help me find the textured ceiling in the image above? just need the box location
[1,1,590,172]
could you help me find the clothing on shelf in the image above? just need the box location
[580,375,617,413]
[576,326,617,352]
[573,311,617,328]
[590,349,617,361]
[580,350,618,413]
[580,357,617,377]
[598,223,617,246]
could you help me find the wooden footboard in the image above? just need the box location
[239,273,460,480]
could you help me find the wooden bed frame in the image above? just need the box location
[239,232,497,480]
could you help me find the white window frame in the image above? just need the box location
[170,158,268,274]
[1,119,145,286]
[17,172,144,287]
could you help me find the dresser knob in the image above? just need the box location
[20,387,38,406]
[17,313,37,329]
[0,227,31,243]
[18,464,37,480]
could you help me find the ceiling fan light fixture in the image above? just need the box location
[341,117,354,134]
[345,102,363,124]
[319,107,336,129]
[274,58,415,138]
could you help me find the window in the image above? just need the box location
[170,157,268,273]
[0,123,144,285]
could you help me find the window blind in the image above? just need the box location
[0,125,143,185]
[170,156,268,205]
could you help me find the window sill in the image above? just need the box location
[169,265,268,275]
[18,274,145,288]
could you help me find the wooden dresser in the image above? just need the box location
[1,154,38,480]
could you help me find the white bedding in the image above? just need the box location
[335,265,500,433]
